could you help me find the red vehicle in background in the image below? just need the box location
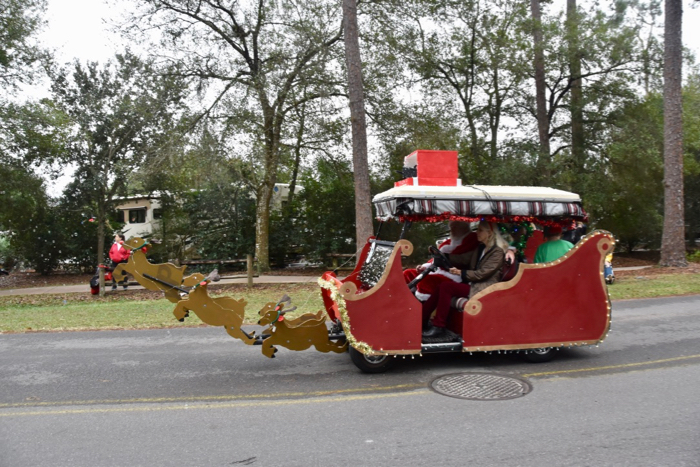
[89,264,114,295]
[320,150,613,372]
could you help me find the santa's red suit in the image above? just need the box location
[403,232,478,301]
[109,241,130,264]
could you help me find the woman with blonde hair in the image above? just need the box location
[422,221,507,339]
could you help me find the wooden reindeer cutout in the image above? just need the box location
[173,270,255,345]
[113,237,187,303]
[257,295,347,358]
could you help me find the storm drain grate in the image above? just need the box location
[430,372,532,401]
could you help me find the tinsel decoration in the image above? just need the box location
[318,277,375,355]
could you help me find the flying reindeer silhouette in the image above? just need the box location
[112,238,187,303]
[173,269,256,344]
[257,295,347,358]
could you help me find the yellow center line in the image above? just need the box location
[522,354,700,378]
[5,355,698,416]
[0,383,425,409]
[0,390,431,418]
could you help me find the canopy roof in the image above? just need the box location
[372,184,587,225]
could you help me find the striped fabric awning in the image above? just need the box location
[372,184,587,225]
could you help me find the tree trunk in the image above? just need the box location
[287,145,301,209]
[567,0,585,189]
[641,7,661,97]
[467,26,480,163]
[97,203,106,297]
[530,0,551,182]
[489,68,501,161]
[342,0,373,256]
[255,181,274,273]
[660,0,687,267]
[255,97,281,273]
[287,104,306,209]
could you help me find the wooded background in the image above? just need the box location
[1,0,698,274]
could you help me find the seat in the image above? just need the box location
[501,258,519,282]
[523,230,544,263]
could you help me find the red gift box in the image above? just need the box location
[395,150,459,187]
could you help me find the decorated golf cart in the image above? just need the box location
[115,150,613,373]
[318,150,613,372]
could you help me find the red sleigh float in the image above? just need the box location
[320,150,612,372]
[114,150,613,372]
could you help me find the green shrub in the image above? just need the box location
[687,249,700,263]
[0,235,17,270]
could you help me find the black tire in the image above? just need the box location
[523,347,556,363]
[349,347,396,373]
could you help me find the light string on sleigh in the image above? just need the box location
[333,253,358,275]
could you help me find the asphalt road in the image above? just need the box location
[1,295,699,466]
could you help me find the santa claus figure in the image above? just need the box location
[403,221,478,301]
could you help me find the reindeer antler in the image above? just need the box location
[278,294,291,304]
[275,295,297,313]
[207,269,221,282]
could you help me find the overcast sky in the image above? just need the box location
[40,0,125,65]
[36,0,700,196]
[40,0,700,65]
[43,0,700,66]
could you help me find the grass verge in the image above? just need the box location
[0,284,325,333]
[1,274,699,333]
[607,273,700,300]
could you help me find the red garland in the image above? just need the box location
[396,213,587,227]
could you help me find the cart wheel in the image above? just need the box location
[349,347,395,373]
[523,347,556,363]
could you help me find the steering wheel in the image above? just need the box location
[428,246,452,270]
[407,246,453,292]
